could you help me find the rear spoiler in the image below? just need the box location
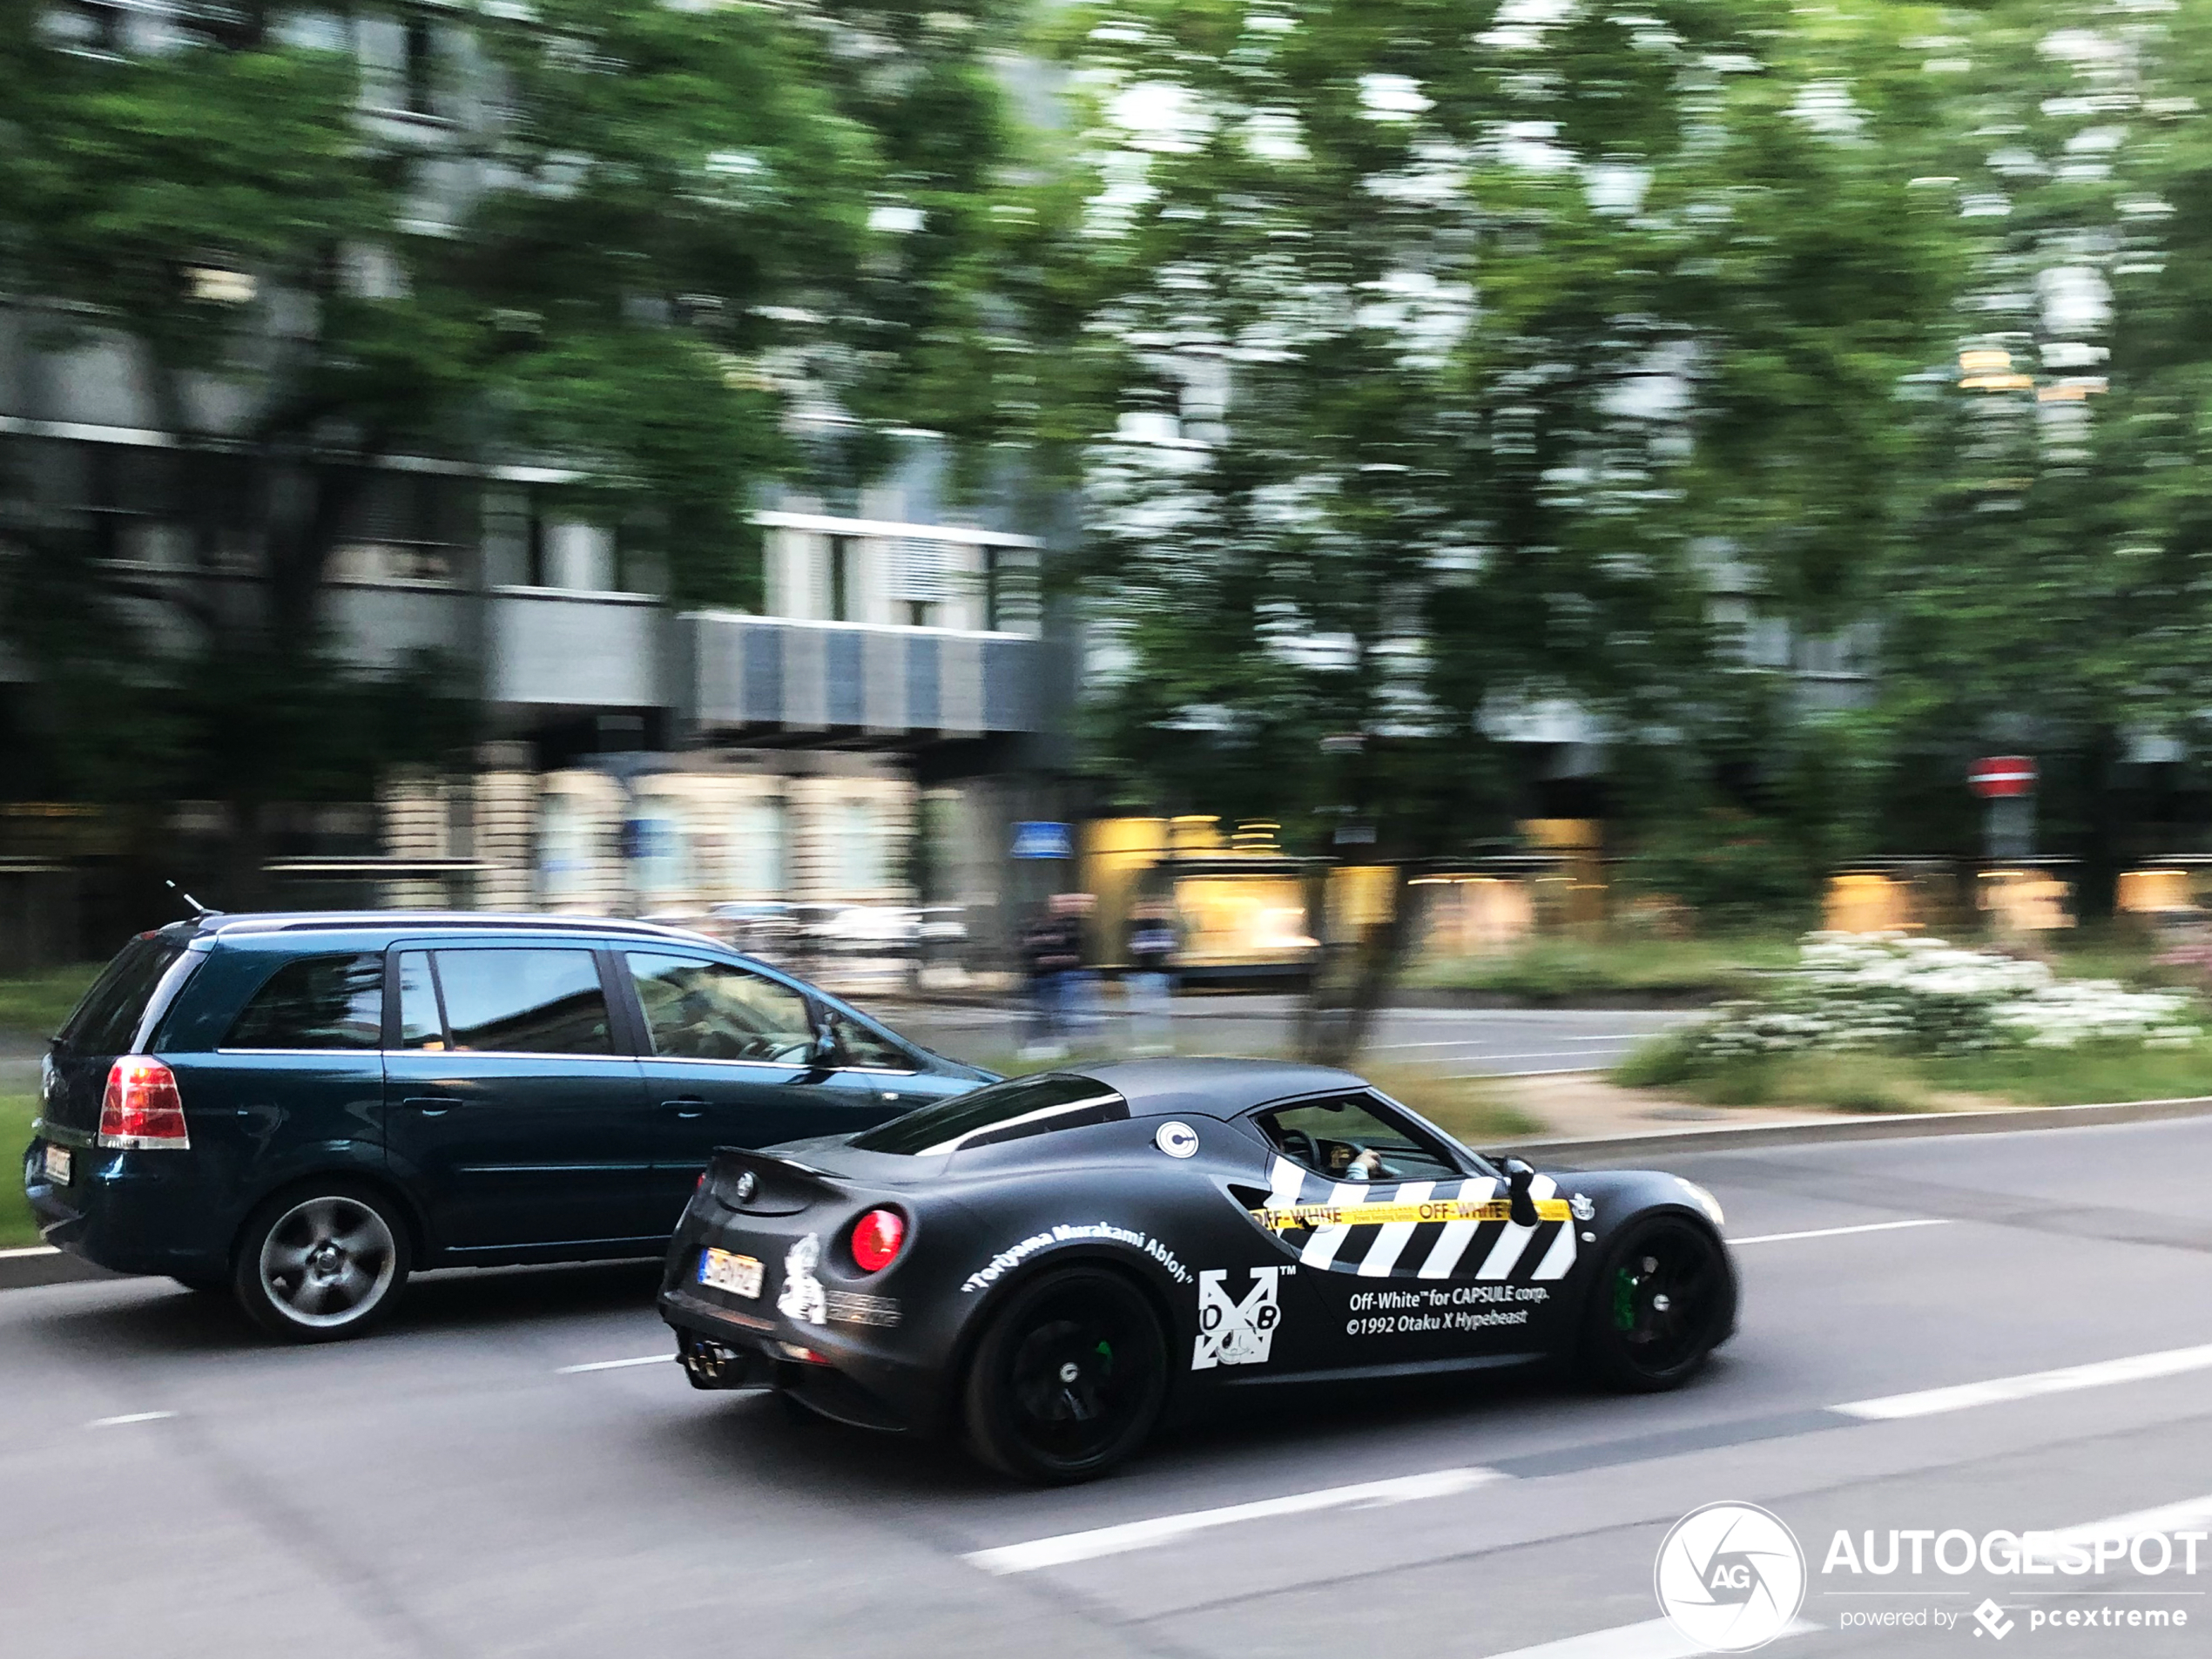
[704,1148,853,1216]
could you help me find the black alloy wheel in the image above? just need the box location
[1582,1215,1735,1392]
[233,1182,413,1343]
[963,1267,1167,1484]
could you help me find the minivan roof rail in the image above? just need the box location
[199,912,714,943]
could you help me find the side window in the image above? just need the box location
[226,954,383,1050]
[431,948,612,1055]
[1252,1094,1460,1184]
[396,951,444,1050]
[626,954,816,1063]
[826,1009,912,1071]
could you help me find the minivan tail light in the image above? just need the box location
[98,1057,190,1150]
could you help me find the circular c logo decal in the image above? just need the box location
[1653,1501,1805,1652]
[1154,1121,1200,1158]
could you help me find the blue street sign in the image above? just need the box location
[1011,820,1075,860]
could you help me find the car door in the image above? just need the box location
[170,948,390,1205]
[813,1003,969,1116]
[620,951,917,1229]
[381,944,657,1255]
[1240,1090,1577,1364]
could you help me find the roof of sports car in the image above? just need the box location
[1075,1056,1367,1118]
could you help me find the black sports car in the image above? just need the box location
[658,1057,1737,1482]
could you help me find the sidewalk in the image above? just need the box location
[1479,1069,2027,1144]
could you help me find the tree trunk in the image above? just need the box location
[1298,865,1419,1069]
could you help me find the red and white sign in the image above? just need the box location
[1968,755,2037,799]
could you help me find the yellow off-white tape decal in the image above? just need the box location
[1258,1197,1572,1233]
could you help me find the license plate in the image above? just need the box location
[41,1144,71,1187]
[698,1247,763,1298]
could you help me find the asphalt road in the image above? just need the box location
[888,995,1689,1077]
[9,1113,2212,1656]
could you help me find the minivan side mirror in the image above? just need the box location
[1501,1157,1540,1230]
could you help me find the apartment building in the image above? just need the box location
[0,3,1070,958]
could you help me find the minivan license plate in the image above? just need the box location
[41,1144,71,1187]
[698,1247,762,1298]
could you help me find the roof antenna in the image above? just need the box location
[165,879,217,920]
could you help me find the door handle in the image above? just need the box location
[661,1097,708,1119]
[403,1096,462,1116]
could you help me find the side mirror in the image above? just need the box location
[808,1007,841,1069]
[1501,1157,1540,1230]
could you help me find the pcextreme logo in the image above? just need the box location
[1655,1502,1809,1653]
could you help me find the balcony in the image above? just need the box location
[682,612,1042,738]
[487,586,664,710]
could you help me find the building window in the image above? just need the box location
[632,807,691,906]
[538,794,598,905]
[733,795,788,897]
[838,799,882,891]
[51,2,123,55]
[829,536,853,622]
[402,11,437,117]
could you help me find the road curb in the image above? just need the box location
[1500,1093,2212,1165]
[0,1248,127,1291]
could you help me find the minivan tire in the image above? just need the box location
[233,1183,412,1343]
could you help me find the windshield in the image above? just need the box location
[850,1073,1129,1156]
[57,933,187,1053]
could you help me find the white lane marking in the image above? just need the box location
[1374,1048,1646,1062]
[1480,1616,1819,1659]
[556,1354,671,1374]
[1731,1219,1953,1246]
[1836,1341,2212,1421]
[2030,1491,2212,1567]
[0,1244,62,1259]
[1371,1038,1647,1051]
[963,1467,1507,1575]
[88,1412,174,1428]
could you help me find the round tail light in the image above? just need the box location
[850,1208,906,1274]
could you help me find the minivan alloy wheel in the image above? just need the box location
[255,1196,399,1331]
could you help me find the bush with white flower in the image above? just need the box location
[1680,933,2200,1062]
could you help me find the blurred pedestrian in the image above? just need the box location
[1018,895,1082,1059]
[1123,897,1180,1055]
[1062,890,1103,1040]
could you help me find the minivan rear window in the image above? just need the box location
[57,934,186,1054]
[850,1073,1129,1156]
[225,954,384,1050]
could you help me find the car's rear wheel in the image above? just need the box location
[1582,1215,1734,1392]
[962,1267,1166,1484]
[233,1184,411,1342]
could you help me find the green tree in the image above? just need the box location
[1040,0,1952,1052]
[0,2,1017,893]
[1872,0,2212,904]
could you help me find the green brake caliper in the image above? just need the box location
[1612,1268,1638,1332]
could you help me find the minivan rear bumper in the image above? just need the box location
[22,1136,233,1279]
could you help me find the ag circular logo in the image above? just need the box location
[1155,1121,1200,1158]
[1653,1502,1805,1653]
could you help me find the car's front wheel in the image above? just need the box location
[1582,1215,1735,1392]
[233,1184,411,1342]
[962,1267,1167,1484]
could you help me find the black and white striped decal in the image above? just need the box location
[1254,1157,1577,1282]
